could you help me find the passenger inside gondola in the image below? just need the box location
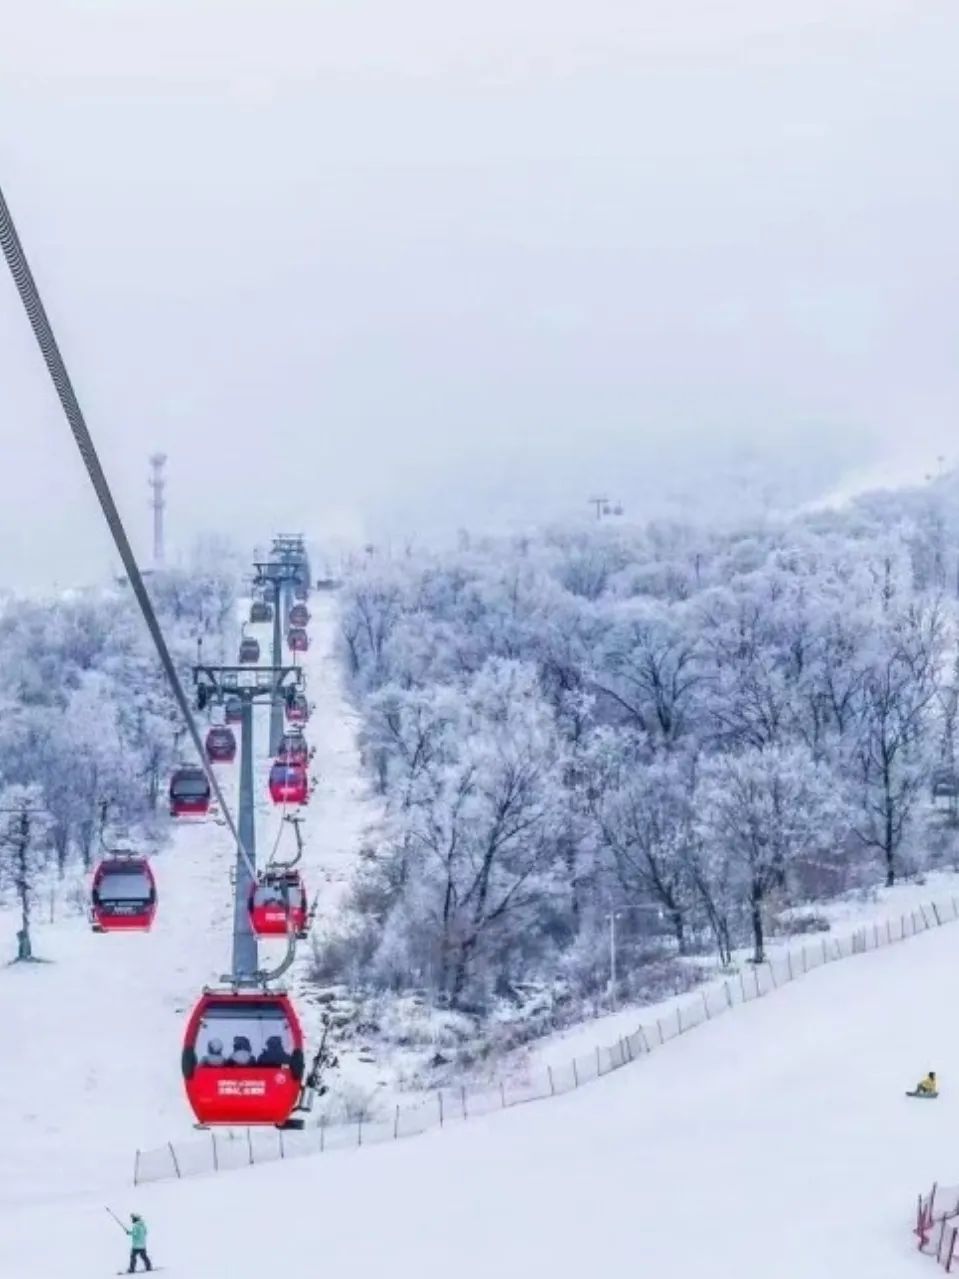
[254,879,303,909]
[230,1036,254,1066]
[203,1037,225,1066]
[257,1036,290,1067]
[192,1000,297,1069]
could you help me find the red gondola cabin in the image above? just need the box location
[287,626,308,654]
[181,990,304,1127]
[91,855,157,932]
[170,766,211,817]
[248,870,308,938]
[239,636,261,664]
[288,603,309,628]
[205,725,237,764]
[268,762,308,806]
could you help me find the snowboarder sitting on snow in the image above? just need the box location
[125,1213,152,1273]
[914,1071,938,1097]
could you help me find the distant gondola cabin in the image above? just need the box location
[91,855,157,932]
[249,870,308,938]
[169,766,211,817]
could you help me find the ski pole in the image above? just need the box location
[105,1207,127,1233]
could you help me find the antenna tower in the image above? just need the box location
[149,453,167,566]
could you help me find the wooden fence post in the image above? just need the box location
[134,1150,141,1186]
[438,1091,444,1127]
[357,1116,364,1147]
[246,1129,254,1166]
[547,1066,555,1096]
[572,1059,579,1087]
[596,1045,602,1076]
[211,1132,218,1172]
[933,903,942,926]
[724,981,733,1008]
[703,990,711,1019]
[462,1085,469,1117]
[394,1105,400,1139]
[786,952,794,981]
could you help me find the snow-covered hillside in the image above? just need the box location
[2,878,955,1277]
[0,591,376,1204]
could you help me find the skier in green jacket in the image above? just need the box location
[125,1214,152,1273]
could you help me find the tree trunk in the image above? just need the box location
[14,812,33,962]
[437,874,456,1000]
[884,798,896,888]
[669,907,686,954]
[450,938,474,1008]
[54,823,70,877]
[750,884,765,964]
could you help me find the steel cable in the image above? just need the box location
[0,181,256,884]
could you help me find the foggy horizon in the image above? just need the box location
[1,1,957,588]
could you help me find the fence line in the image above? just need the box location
[916,1182,959,1271]
[135,891,959,1186]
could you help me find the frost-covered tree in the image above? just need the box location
[591,748,698,952]
[327,474,959,1015]
[0,785,49,962]
[372,662,569,1006]
[852,599,945,885]
[695,745,852,961]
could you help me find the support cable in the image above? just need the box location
[0,182,253,883]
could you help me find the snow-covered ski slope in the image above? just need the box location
[0,592,375,1205]
[2,892,957,1276]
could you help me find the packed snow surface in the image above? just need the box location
[2,884,957,1274]
[0,594,952,1277]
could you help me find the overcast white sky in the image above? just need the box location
[0,1,956,585]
